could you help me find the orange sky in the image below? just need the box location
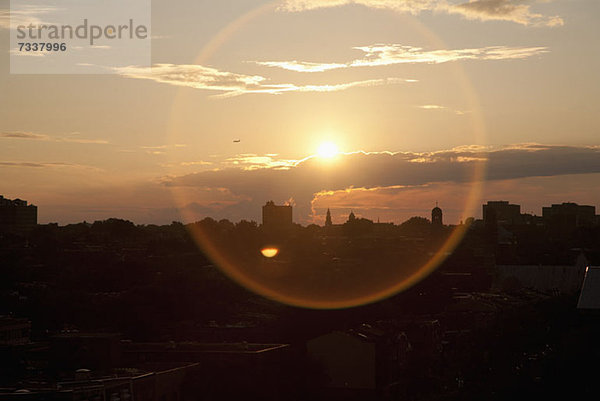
[1,0,599,225]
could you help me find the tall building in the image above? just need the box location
[431,203,443,227]
[542,202,596,229]
[0,195,37,232]
[325,208,333,227]
[262,201,293,230]
[483,201,521,226]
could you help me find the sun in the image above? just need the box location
[317,142,339,159]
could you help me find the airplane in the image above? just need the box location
[233,139,241,143]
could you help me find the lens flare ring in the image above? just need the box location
[165,1,488,309]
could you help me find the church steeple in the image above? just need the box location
[325,208,333,226]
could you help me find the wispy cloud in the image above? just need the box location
[225,154,301,170]
[140,143,188,155]
[278,0,443,14]
[256,44,549,72]
[179,161,214,167]
[256,60,348,73]
[449,0,564,27]
[0,4,57,30]
[9,49,50,58]
[0,161,101,171]
[277,0,564,27]
[0,132,46,140]
[0,131,109,144]
[114,64,266,93]
[417,104,469,115]
[419,104,447,110]
[115,64,414,97]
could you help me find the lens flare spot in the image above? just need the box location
[261,247,279,258]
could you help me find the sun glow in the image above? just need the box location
[317,142,339,159]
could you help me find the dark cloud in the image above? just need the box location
[163,144,600,222]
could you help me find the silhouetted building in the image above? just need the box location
[347,211,356,223]
[59,364,195,401]
[495,254,588,295]
[542,202,596,229]
[123,342,292,401]
[0,195,37,232]
[50,333,122,371]
[431,204,443,227]
[262,201,292,230]
[483,201,521,226]
[0,363,197,401]
[307,324,410,400]
[0,317,31,346]
[325,208,333,227]
[519,212,544,226]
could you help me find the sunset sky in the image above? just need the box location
[1,0,599,225]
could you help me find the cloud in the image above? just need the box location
[256,44,548,72]
[224,154,304,170]
[0,132,47,140]
[419,104,447,110]
[449,0,564,27]
[9,49,50,58]
[278,0,444,13]
[0,161,100,170]
[310,171,600,225]
[114,64,414,97]
[114,64,266,94]
[417,104,468,115]
[0,162,65,168]
[162,144,600,223]
[277,0,564,27]
[179,161,214,167]
[140,143,188,155]
[256,61,348,73]
[310,183,446,224]
[20,145,597,225]
[0,131,108,144]
[0,4,57,30]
